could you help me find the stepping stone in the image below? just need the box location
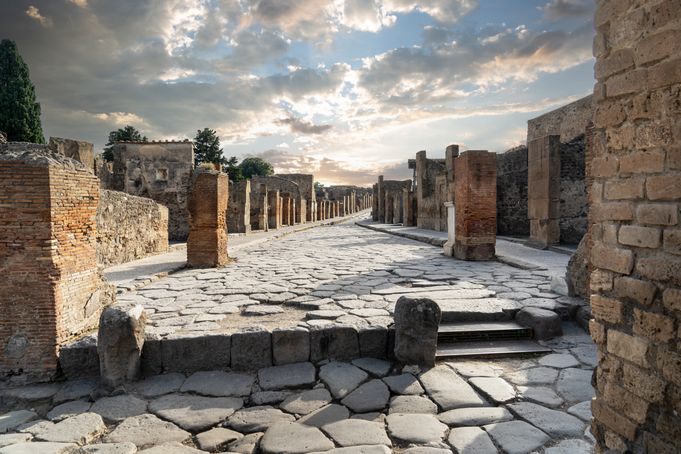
[0,434,31,448]
[53,379,98,404]
[136,442,204,453]
[0,411,37,434]
[322,419,391,447]
[319,447,391,454]
[556,368,594,403]
[131,373,185,398]
[319,363,368,399]
[448,361,501,378]
[181,371,254,397]
[81,443,137,453]
[149,394,243,432]
[258,363,316,390]
[306,310,345,320]
[105,414,190,448]
[518,386,564,407]
[382,374,423,395]
[340,380,390,413]
[298,405,349,428]
[251,391,292,406]
[567,401,592,422]
[244,306,285,316]
[438,407,513,426]
[545,439,593,454]
[515,307,562,339]
[228,406,295,433]
[419,366,487,410]
[90,395,147,422]
[538,353,580,369]
[0,442,78,454]
[0,384,62,403]
[483,421,550,454]
[448,427,497,454]
[280,389,331,415]
[196,427,243,451]
[504,367,558,385]
[260,422,334,453]
[351,413,385,423]
[227,432,262,454]
[468,377,516,404]
[386,413,447,444]
[507,402,585,437]
[388,395,437,414]
[15,420,53,435]
[403,449,452,454]
[47,400,92,422]
[351,358,392,377]
[36,413,105,445]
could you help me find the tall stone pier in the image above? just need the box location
[0,144,110,380]
[228,179,251,234]
[268,190,281,230]
[250,184,268,231]
[187,170,229,267]
[528,135,561,248]
[452,150,497,260]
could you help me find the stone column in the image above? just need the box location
[443,202,456,256]
[453,150,497,260]
[527,135,561,248]
[281,193,291,225]
[187,170,229,267]
[267,190,281,230]
[589,3,681,452]
[250,183,268,231]
[378,176,385,221]
[372,184,379,220]
[228,179,251,234]
[0,144,110,380]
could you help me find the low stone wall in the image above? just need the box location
[97,190,169,266]
[496,146,529,236]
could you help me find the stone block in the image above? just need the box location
[309,326,360,362]
[97,304,146,389]
[140,337,163,376]
[160,334,231,373]
[663,229,681,255]
[271,328,310,365]
[515,307,562,340]
[590,295,624,324]
[614,277,657,305]
[187,170,229,267]
[590,242,634,275]
[633,309,675,342]
[607,330,649,368]
[358,327,389,359]
[58,336,100,380]
[231,328,272,370]
[635,203,678,225]
[393,297,440,366]
[604,178,644,200]
[647,174,681,201]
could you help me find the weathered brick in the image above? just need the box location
[591,295,625,324]
[604,178,645,200]
[649,57,681,89]
[596,49,635,79]
[591,155,619,178]
[607,330,650,368]
[636,203,679,225]
[591,269,615,292]
[607,69,648,97]
[604,429,628,451]
[603,223,619,244]
[619,150,666,174]
[656,347,681,387]
[592,398,638,440]
[635,120,675,148]
[663,229,681,255]
[636,256,681,285]
[663,288,681,312]
[591,242,634,274]
[590,319,606,344]
[634,309,675,342]
[669,146,681,170]
[604,382,650,423]
[622,363,665,403]
[618,225,661,248]
[634,29,681,65]
[646,0,681,30]
[592,201,634,222]
[606,123,635,150]
[614,276,657,305]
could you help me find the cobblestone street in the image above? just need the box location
[0,221,596,453]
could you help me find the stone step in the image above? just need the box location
[438,298,521,323]
[437,321,533,343]
[436,339,551,359]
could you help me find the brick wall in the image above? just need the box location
[0,144,110,381]
[97,189,169,266]
[589,1,681,452]
[496,146,530,236]
[187,170,229,267]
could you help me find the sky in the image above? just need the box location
[2,0,596,186]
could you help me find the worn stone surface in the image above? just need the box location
[319,363,368,399]
[438,407,513,427]
[382,374,423,395]
[0,412,37,434]
[47,401,92,422]
[280,389,331,416]
[484,421,550,454]
[515,307,562,340]
[36,413,106,445]
[149,394,243,432]
[90,395,147,423]
[0,442,78,454]
[258,363,316,390]
[81,443,137,454]
[340,380,390,413]
[388,395,437,414]
[297,404,350,428]
[322,419,391,447]
[260,422,334,453]
[229,406,296,433]
[507,402,585,437]
[351,358,392,377]
[97,304,147,389]
[104,414,190,448]
[393,297,441,366]
[180,371,254,397]
[386,413,447,444]
[195,427,243,451]
[130,373,185,398]
[420,366,487,410]
[448,426,497,454]
[555,368,594,403]
[468,377,516,404]
[0,434,31,448]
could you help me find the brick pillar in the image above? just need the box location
[372,184,379,220]
[402,188,414,226]
[267,190,281,230]
[528,135,561,248]
[589,2,681,452]
[453,150,497,260]
[187,170,229,267]
[378,176,385,221]
[0,144,109,380]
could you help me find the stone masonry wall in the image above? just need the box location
[0,144,110,381]
[228,180,251,234]
[589,1,681,452]
[528,95,594,143]
[496,146,530,236]
[415,151,447,231]
[560,135,588,244]
[96,189,169,266]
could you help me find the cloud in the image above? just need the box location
[68,0,88,8]
[277,115,333,135]
[384,0,478,23]
[540,0,594,21]
[93,112,150,127]
[25,6,52,27]
[342,0,396,33]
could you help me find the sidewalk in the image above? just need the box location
[357,220,572,293]
[104,210,370,292]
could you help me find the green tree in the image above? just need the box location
[0,39,45,143]
[224,156,243,181]
[102,125,147,161]
[193,127,225,167]
[239,157,274,179]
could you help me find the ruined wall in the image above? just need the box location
[112,141,193,241]
[560,135,588,244]
[250,183,268,231]
[275,173,315,221]
[527,95,594,143]
[496,146,530,236]
[415,151,447,231]
[0,144,111,381]
[228,180,251,234]
[97,189,169,266]
[49,137,95,172]
[589,1,681,452]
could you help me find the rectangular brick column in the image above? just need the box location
[372,184,379,220]
[453,150,497,260]
[378,176,385,221]
[528,135,561,248]
[187,170,229,267]
[267,190,281,230]
[589,2,681,452]
[0,144,108,380]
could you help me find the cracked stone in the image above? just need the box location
[228,406,296,433]
[319,363,368,399]
[280,389,331,415]
[386,413,447,444]
[322,419,391,447]
[260,422,334,454]
[340,380,390,413]
[180,371,254,397]
[149,394,243,432]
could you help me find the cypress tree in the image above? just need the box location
[0,39,45,143]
